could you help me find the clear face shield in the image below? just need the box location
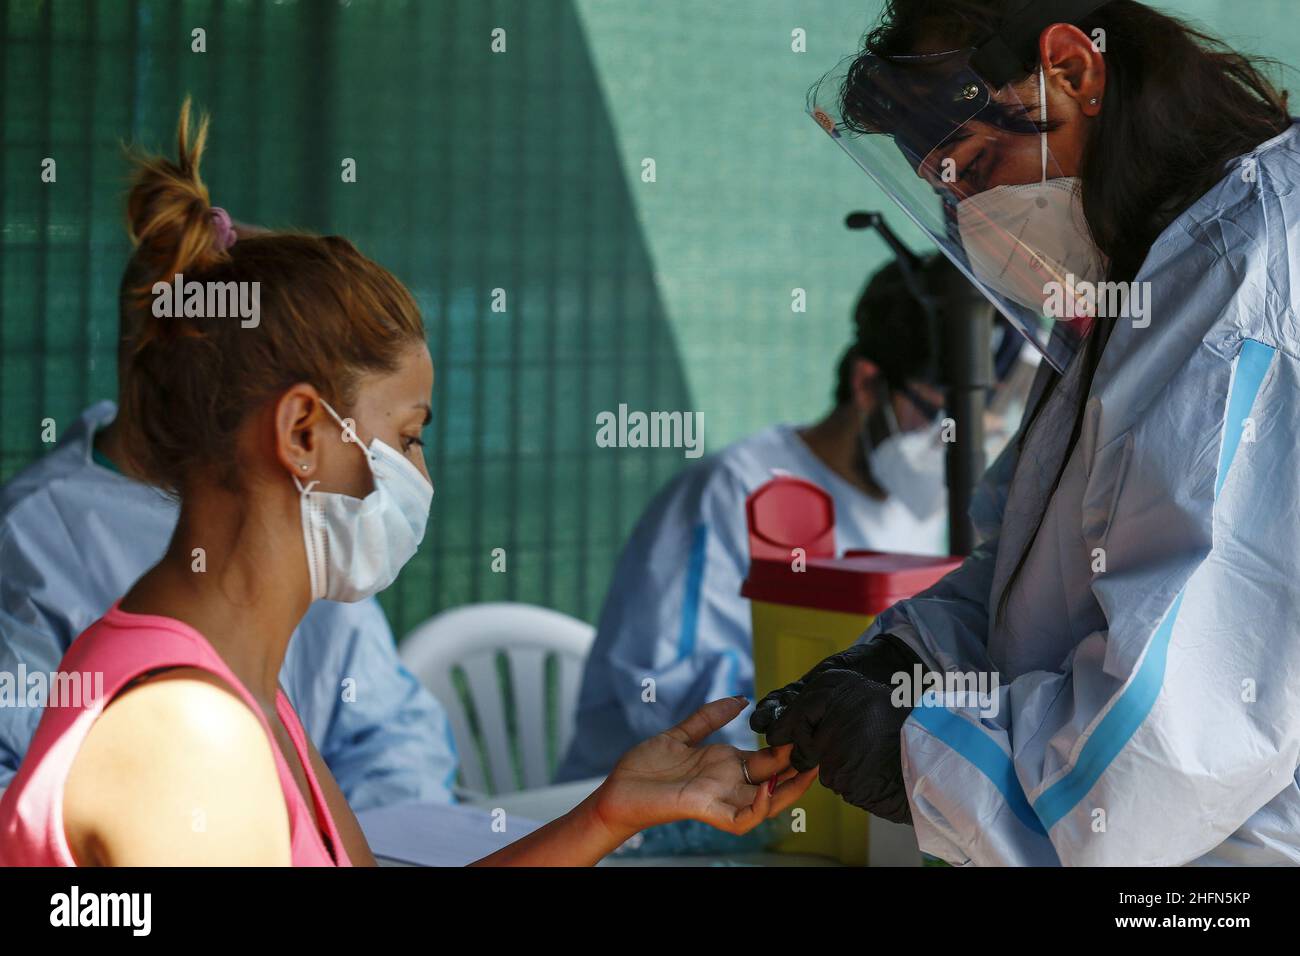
[810,49,1108,372]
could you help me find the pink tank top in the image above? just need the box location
[0,602,351,866]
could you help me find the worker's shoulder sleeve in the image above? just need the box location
[0,477,128,787]
[591,460,743,665]
[900,219,1300,865]
[280,597,459,809]
[0,610,66,787]
[0,483,100,642]
[0,446,176,650]
[649,459,756,736]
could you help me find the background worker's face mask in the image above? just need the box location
[293,400,434,603]
[808,48,1105,372]
[865,386,947,521]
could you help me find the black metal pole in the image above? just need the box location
[927,257,993,556]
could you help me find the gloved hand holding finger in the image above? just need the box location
[765,669,857,771]
[750,659,846,735]
[749,685,800,735]
[750,635,923,735]
[814,671,914,823]
[749,637,925,823]
[750,658,849,734]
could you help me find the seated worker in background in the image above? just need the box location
[557,259,957,789]
[0,194,456,815]
[0,101,814,865]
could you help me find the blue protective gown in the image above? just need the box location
[0,402,458,810]
[869,121,1300,865]
[557,423,946,782]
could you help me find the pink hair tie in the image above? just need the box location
[210,206,237,250]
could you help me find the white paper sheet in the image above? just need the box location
[358,800,541,867]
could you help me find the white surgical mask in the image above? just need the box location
[869,420,947,521]
[865,390,947,522]
[956,68,1107,313]
[293,400,433,603]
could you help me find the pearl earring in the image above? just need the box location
[299,463,309,471]
[1090,97,1099,105]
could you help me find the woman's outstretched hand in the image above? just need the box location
[591,696,818,844]
[471,697,817,865]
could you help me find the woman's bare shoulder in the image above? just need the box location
[62,667,292,866]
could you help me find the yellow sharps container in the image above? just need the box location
[741,475,962,865]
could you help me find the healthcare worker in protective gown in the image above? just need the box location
[754,0,1300,865]
[558,260,959,785]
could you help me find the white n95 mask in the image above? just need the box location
[869,422,947,522]
[956,69,1107,314]
[293,399,433,603]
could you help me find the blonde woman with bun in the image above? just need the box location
[0,101,815,866]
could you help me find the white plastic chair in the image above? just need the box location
[400,602,595,797]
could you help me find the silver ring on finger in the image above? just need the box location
[741,759,754,786]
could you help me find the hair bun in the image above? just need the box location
[124,97,229,292]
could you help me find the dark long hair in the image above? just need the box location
[846,0,1291,626]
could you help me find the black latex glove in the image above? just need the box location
[749,635,924,824]
[749,634,922,735]
[766,668,914,823]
